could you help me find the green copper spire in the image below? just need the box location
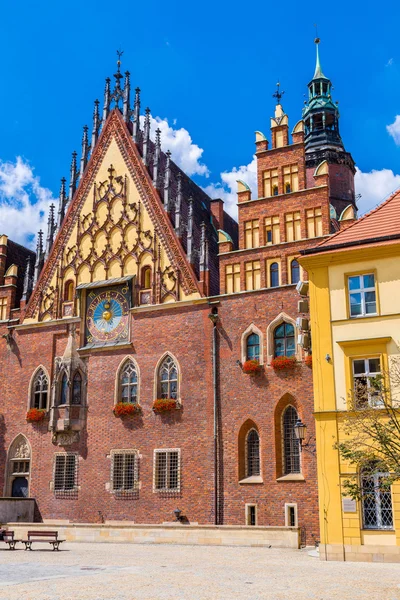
[313,37,327,79]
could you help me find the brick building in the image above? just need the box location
[0,42,356,542]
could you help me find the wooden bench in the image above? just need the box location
[1,530,19,550]
[22,530,65,551]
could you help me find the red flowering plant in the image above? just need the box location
[270,355,297,371]
[305,355,312,369]
[26,408,46,422]
[153,398,177,413]
[242,360,261,375]
[113,402,142,417]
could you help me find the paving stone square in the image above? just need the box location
[0,542,400,599]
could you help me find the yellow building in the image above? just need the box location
[300,191,400,562]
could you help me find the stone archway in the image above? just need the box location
[5,434,31,497]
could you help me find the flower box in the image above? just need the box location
[270,356,297,371]
[305,355,312,368]
[113,402,142,417]
[242,360,261,375]
[153,398,178,413]
[26,408,46,422]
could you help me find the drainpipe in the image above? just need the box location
[208,307,219,525]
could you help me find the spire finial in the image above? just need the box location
[132,87,141,142]
[92,99,100,148]
[272,81,285,105]
[313,29,325,79]
[57,177,67,230]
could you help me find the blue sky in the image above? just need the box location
[0,0,399,246]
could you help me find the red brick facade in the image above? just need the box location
[0,68,355,547]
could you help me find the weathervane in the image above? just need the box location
[272,81,285,104]
[314,23,320,44]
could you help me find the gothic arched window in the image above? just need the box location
[120,360,138,404]
[246,429,260,477]
[72,372,82,405]
[59,373,68,406]
[270,262,279,287]
[291,260,300,284]
[274,322,295,357]
[31,369,48,410]
[246,333,260,361]
[361,463,393,530]
[158,356,178,400]
[283,406,300,474]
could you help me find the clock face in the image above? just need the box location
[85,285,130,346]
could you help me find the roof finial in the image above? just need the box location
[132,87,141,142]
[143,108,151,166]
[313,27,325,79]
[91,99,100,148]
[123,71,131,124]
[272,81,285,105]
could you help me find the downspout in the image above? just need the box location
[208,307,219,525]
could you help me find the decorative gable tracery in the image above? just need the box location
[25,110,201,322]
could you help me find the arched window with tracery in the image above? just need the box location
[31,369,49,410]
[246,333,260,361]
[361,462,393,530]
[120,360,138,404]
[274,322,295,357]
[270,262,279,287]
[158,355,178,400]
[246,429,260,477]
[283,406,300,474]
[59,373,68,406]
[72,372,82,405]
[291,260,300,284]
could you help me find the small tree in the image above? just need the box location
[336,358,400,499]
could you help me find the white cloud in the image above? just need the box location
[203,156,258,219]
[387,115,400,145]
[143,115,209,177]
[386,58,394,67]
[355,167,400,214]
[0,157,56,248]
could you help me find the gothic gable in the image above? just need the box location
[25,110,202,322]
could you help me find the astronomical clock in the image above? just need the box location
[81,280,132,348]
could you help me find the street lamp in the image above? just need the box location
[294,418,307,450]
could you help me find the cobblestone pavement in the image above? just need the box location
[0,543,399,600]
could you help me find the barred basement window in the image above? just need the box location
[246,429,260,477]
[283,406,300,475]
[361,464,393,530]
[54,454,77,492]
[154,449,180,492]
[31,368,49,410]
[111,451,138,493]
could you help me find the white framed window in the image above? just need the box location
[361,464,393,530]
[120,360,138,403]
[153,448,180,492]
[353,358,383,408]
[111,450,139,493]
[348,274,377,318]
[53,453,78,493]
[245,504,257,526]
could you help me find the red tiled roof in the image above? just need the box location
[315,189,400,250]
